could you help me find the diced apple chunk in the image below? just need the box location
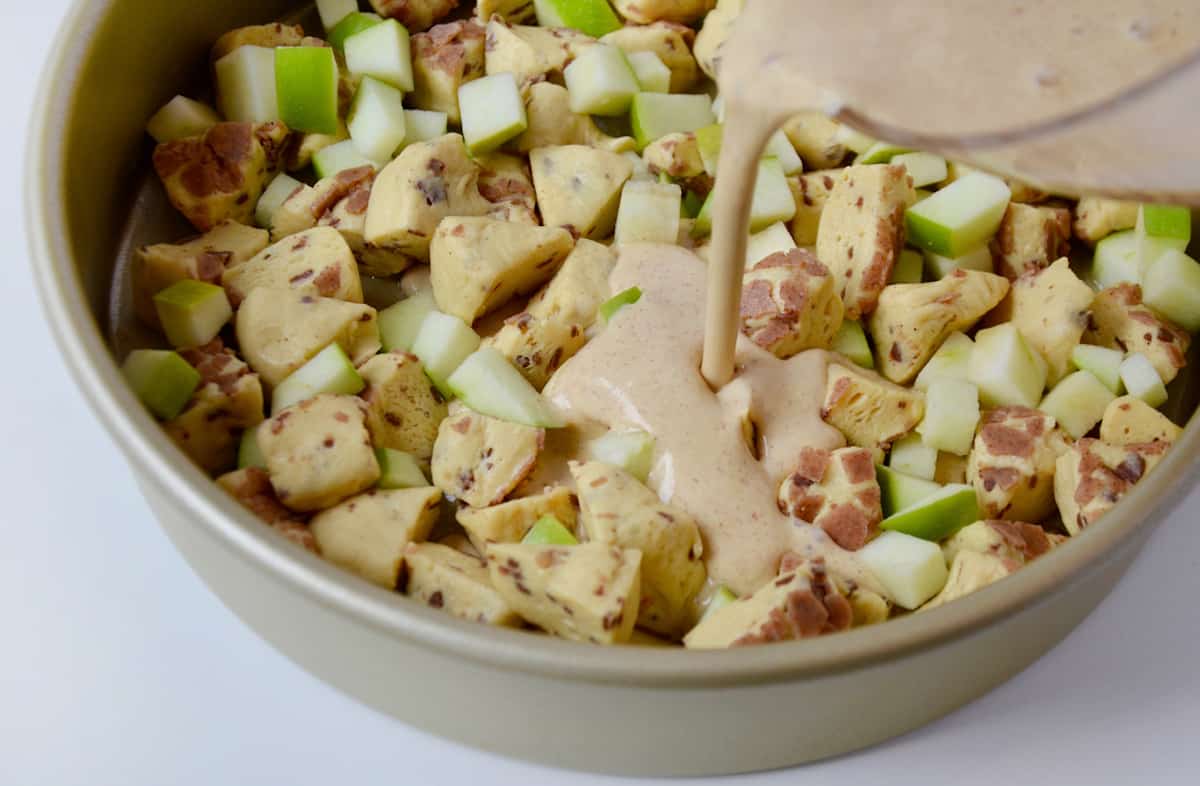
[744,222,797,268]
[348,77,407,162]
[1119,353,1168,408]
[376,448,429,489]
[533,0,623,37]
[859,530,948,610]
[459,73,527,154]
[411,310,481,391]
[446,347,564,428]
[330,13,384,50]
[906,172,1011,257]
[313,139,379,179]
[255,173,305,229]
[564,45,640,116]
[403,109,448,144]
[968,323,1047,408]
[599,286,642,323]
[274,46,340,135]
[694,158,795,236]
[344,18,414,91]
[914,332,974,389]
[122,349,202,420]
[626,50,671,93]
[629,92,714,150]
[584,429,655,482]
[1136,203,1190,271]
[522,515,578,546]
[146,96,221,143]
[1142,249,1200,333]
[215,46,279,123]
[876,465,942,518]
[1038,370,1115,439]
[891,151,947,188]
[317,0,358,30]
[614,180,681,244]
[916,378,980,456]
[831,320,874,369]
[153,280,233,350]
[379,291,437,352]
[888,434,938,481]
[891,249,923,283]
[880,484,978,542]
[1071,344,1124,394]
[271,343,365,414]
[1090,230,1140,288]
[924,244,993,278]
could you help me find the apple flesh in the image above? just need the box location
[1038,369,1116,439]
[564,44,640,116]
[1119,352,1168,408]
[855,141,910,165]
[614,180,681,245]
[274,46,341,135]
[122,349,202,420]
[630,93,715,149]
[890,248,924,283]
[599,286,642,323]
[833,124,876,154]
[215,46,279,123]
[1070,344,1124,394]
[522,514,579,546]
[446,347,565,428]
[968,323,1047,408]
[906,172,1011,257]
[1142,248,1200,333]
[329,12,383,51]
[376,448,430,489]
[763,131,804,176]
[146,95,221,143]
[379,291,437,352]
[1090,230,1140,288]
[744,221,797,268]
[256,172,304,228]
[238,429,267,470]
[313,140,379,179]
[348,76,407,162]
[877,465,942,517]
[411,310,481,393]
[923,243,993,279]
[626,51,671,94]
[891,151,948,188]
[694,124,800,176]
[585,429,655,482]
[693,158,795,236]
[859,530,948,610]
[888,434,938,481]
[880,483,979,542]
[317,0,359,30]
[404,109,448,145]
[832,320,874,369]
[153,280,233,350]
[914,332,974,389]
[458,73,528,154]
[1137,203,1190,271]
[533,0,622,37]
[916,377,980,456]
[271,343,365,413]
[344,19,413,91]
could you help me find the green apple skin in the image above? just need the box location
[533,0,622,37]
[329,13,383,50]
[238,429,268,470]
[458,73,528,155]
[122,349,202,421]
[411,311,482,394]
[274,47,341,135]
[880,483,978,541]
[271,343,365,414]
[876,465,942,518]
[564,45,640,117]
[1038,370,1116,439]
[344,19,414,91]
[855,141,910,164]
[380,291,438,352]
[599,287,643,322]
[446,347,564,428]
[152,279,233,350]
[905,172,1011,257]
[521,514,579,546]
[630,93,715,150]
[376,448,430,489]
[891,249,924,283]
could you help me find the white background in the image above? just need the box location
[4,2,1199,784]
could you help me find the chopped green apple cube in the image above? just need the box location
[584,429,655,482]
[275,46,340,135]
[832,320,874,369]
[403,109,449,145]
[1038,370,1116,439]
[564,44,640,116]
[906,172,1011,257]
[694,123,722,176]
[215,46,279,123]
[376,448,430,489]
[888,434,938,481]
[923,244,994,279]
[890,151,948,188]
[891,249,924,283]
[626,51,671,94]
[630,92,715,150]
[696,158,795,236]
[312,139,379,179]
[329,12,383,51]
[881,483,979,542]
[522,514,579,546]
[1090,230,1141,288]
[600,286,642,323]
[1137,203,1191,271]
[533,0,622,37]
[344,19,413,91]
[459,73,527,154]
[859,530,948,610]
[1119,353,1168,408]
[348,76,407,162]
[700,585,738,621]
[763,130,804,176]
[693,124,800,177]
[379,291,437,352]
[411,310,481,391]
[855,141,910,165]
[256,172,304,228]
[122,349,201,420]
[681,189,704,219]
[1071,344,1125,394]
[877,465,943,518]
[833,124,876,154]
[1142,249,1200,333]
[153,280,233,349]
[446,347,565,428]
[915,332,974,389]
[317,0,359,30]
[745,221,797,268]
[615,180,682,244]
[968,323,1047,408]
[146,95,221,143]
[916,377,980,456]
[271,343,365,413]
[238,429,267,470]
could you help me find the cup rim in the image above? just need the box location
[26,0,1200,688]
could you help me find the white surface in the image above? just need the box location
[3,4,1199,785]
